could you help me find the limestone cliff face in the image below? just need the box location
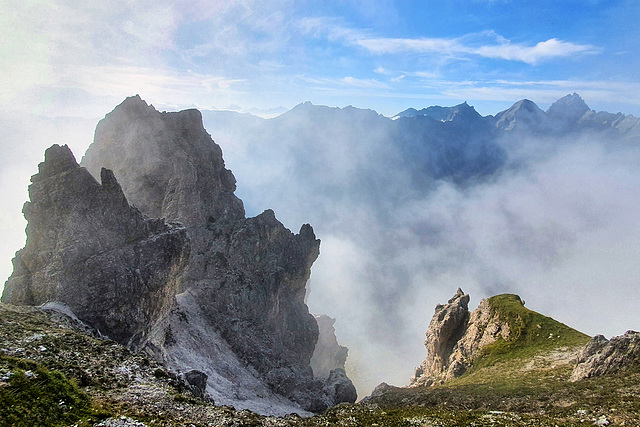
[410,288,512,386]
[3,96,356,415]
[81,95,244,227]
[570,331,640,381]
[3,144,189,348]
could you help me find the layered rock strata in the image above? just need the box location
[3,96,355,415]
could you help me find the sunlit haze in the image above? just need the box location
[1,0,640,397]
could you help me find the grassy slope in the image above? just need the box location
[0,355,105,427]
[465,294,591,374]
[359,294,640,426]
[2,297,639,426]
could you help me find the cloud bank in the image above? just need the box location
[208,108,640,397]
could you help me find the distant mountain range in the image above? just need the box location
[393,93,639,137]
[202,93,640,218]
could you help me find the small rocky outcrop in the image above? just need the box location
[410,288,512,386]
[570,331,640,382]
[309,315,356,406]
[3,96,356,415]
[182,370,209,400]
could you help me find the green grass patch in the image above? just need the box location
[0,355,110,427]
[364,367,640,425]
[468,294,590,371]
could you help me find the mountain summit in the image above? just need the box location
[2,96,356,415]
[493,98,551,133]
[410,289,590,387]
[393,102,482,123]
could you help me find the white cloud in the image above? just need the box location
[341,76,390,89]
[0,0,295,115]
[357,36,459,55]
[300,18,600,65]
[80,66,246,96]
[410,71,440,79]
[296,75,389,91]
[358,35,598,65]
[298,16,366,43]
[475,38,600,65]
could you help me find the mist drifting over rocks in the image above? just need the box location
[201,94,640,395]
[3,96,357,415]
[2,93,640,401]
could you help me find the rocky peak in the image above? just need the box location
[411,290,590,388]
[546,93,591,128]
[411,288,473,386]
[548,92,589,113]
[108,94,157,118]
[410,291,519,387]
[3,144,189,347]
[32,144,78,181]
[397,102,482,123]
[494,99,550,133]
[81,96,244,227]
[5,97,356,415]
[429,288,470,361]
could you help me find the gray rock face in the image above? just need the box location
[546,93,590,130]
[570,331,640,382]
[493,99,552,134]
[81,95,244,227]
[410,289,513,386]
[183,370,209,400]
[311,315,349,380]
[410,288,470,386]
[323,368,357,404]
[3,96,355,414]
[3,144,189,348]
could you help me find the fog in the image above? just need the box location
[2,105,640,399]
[210,112,640,396]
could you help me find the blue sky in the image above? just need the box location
[1,0,639,118]
[1,0,640,288]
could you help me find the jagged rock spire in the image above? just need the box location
[5,97,356,415]
[3,144,189,347]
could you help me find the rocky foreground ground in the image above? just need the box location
[2,302,640,426]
